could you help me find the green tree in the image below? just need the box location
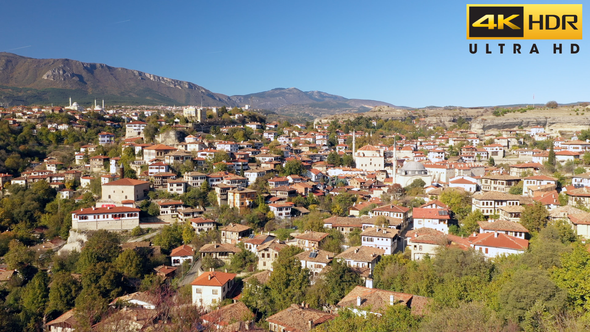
[268,256,310,312]
[548,144,556,167]
[5,239,35,270]
[114,249,144,279]
[46,272,81,319]
[229,243,257,272]
[283,159,305,176]
[439,188,472,220]
[509,181,523,195]
[459,210,485,236]
[20,270,50,331]
[153,223,183,253]
[77,230,121,272]
[551,243,590,312]
[488,157,495,166]
[499,268,566,325]
[520,202,549,233]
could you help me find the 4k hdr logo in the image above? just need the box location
[467,4,582,39]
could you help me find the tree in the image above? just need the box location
[548,144,556,167]
[268,256,310,312]
[20,270,50,331]
[520,202,549,233]
[229,243,257,272]
[153,223,184,253]
[77,230,121,272]
[459,210,485,236]
[546,100,558,108]
[114,249,144,279]
[283,159,305,176]
[323,259,362,305]
[46,272,81,319]
[488,157,495,166]
[5,239,35,270]
[439,188,472,220]
[551,243,590,312]
[499,269,566,325]
[509,181,523,195]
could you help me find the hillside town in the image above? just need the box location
[1,101,590,331]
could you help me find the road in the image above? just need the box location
[128,229,161,243]
[179,258,202,287]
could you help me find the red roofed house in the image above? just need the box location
[71,206,140,231]
[101,178,150,205]
[267,304,336,332]
[170,244,194,266]
[469,232,528,258]
[448,176,478,193]
[191,271,237,307]
[371,204,410,221]
[142,144,177,162]
[412,200,451,234]
[201,302,255,330]
[98,131,115,145]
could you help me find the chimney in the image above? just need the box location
[390,294,395,305]
[119,164,124,179]
[308,320,314,330]
[356,296,362,306]
[494,232,499,238]
[208,273,213,280]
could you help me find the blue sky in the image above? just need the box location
[2,0,587,107]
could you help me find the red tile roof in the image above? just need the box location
[102,178,149,186]
[170,245,194,257]
[190,271,236,287]
[469,232,528,250]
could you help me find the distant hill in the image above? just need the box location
[0,53,395,118]
[0,52,236,107]
[231,87,393,111]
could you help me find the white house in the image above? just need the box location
[478,220,529,239]
[191,271,236,307]
[469,232,529,258]
[170,244,194,266]
[360,227,398,255]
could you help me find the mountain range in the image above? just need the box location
[0,53,393,117]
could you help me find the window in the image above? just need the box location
[212,289,219,295]
[195,288,202,294]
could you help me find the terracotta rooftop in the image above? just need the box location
[191,271,236,287]
[102,178,149,186]
[220,223,252,233]
[46,309,77,327]
[243,270,272,285]
[266,304,336,332]
[170,244,194,257]
[199,243,242,254]
[336,246,384,262]
[294,231,329,242]
[361,227,399,239]
[294,249,335,264]
[338,286,430,316]
[202,302,255,327]
[469,232,529,250]
[478,220,529,233]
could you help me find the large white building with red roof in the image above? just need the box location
[191,271,237,307]
[101,178,150,205]
[354,145,385,172]
[469,232,528,258]
[71,206,140,231]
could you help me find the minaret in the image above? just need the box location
[352,131,356,160]
[102,99,105,110]
[69,97,72,107]
[94,99,97,109]
[393,137,397,184]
